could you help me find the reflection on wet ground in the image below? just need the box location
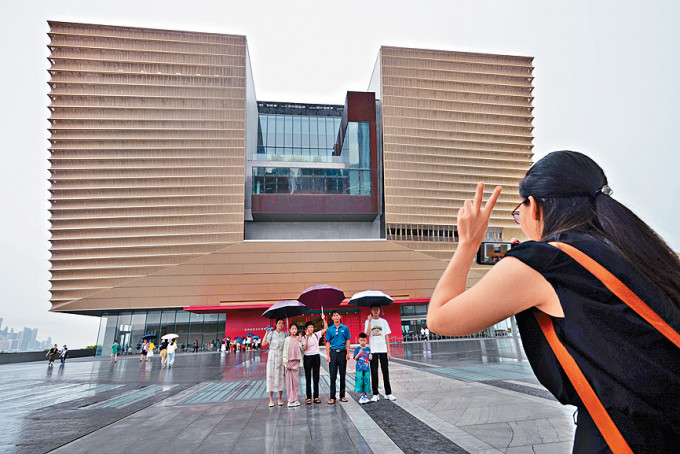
[0,339,575,454]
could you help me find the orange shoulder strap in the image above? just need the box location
[550,241,680,349]
[534,311,633,454]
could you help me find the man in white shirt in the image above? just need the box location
[365,304,396,401]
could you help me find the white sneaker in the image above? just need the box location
[386,394,396,401]
[370,395,380,402]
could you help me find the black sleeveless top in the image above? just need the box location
[506,233,680,453]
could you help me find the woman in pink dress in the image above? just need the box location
[282,324,303,407]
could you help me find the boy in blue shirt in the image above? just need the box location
[325,310,351,404]
[353,333,372,404]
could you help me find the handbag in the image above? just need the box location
[534,241,680,454]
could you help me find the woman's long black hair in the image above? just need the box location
[519,150,680,309]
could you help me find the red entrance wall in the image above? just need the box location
[222,304,404,344]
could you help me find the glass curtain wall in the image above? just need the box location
[252,121,371,197]
[400,304,510,341]
[341,121,371,195]
[257,114,341,158]
[252,167,351,195]
[175,311,190,351]
[95,309,226,356]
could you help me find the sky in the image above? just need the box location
[1,0,678,348]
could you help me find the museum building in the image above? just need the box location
[46,21,535,354]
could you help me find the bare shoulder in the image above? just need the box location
[475,256,563,318]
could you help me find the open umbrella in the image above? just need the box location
[298,284,345,311]
[348,290,394,307]
[141,334,157,340]
[234,337,243,343]
[161,333,179,340]
[253,335,260,339]
[262,300,309,320]
[246,333,255,337]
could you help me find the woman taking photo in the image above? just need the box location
[428,151,680,452]
[262,318,286,407]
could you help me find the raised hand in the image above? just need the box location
[456,183,502,247]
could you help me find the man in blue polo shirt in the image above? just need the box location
[325,310,351,404]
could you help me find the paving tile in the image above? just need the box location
[0,340,577,454]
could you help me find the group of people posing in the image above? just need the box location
[263,305,395,407]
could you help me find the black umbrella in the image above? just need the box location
[348,290,394,307]
[141,334,157,340]
[262,300,309,320]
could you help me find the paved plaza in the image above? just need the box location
[0,338,575,453]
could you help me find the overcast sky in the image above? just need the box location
[1,0,678,348]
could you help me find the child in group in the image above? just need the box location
[353,333,372,404]
[282,323,303,407]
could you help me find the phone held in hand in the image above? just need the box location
[476,242,513,265]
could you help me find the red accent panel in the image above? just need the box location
[206,306,406,343]
[346,91,376,122]
[184,304,268,313]
[251,194,376,216]
[394,298,430,305]
[224,309,273,340]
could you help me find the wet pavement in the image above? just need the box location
[0,338,575,453]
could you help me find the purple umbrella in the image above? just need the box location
[298,284,345,311]
[262,300,309,320]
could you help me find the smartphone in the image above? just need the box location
[476,242,513,265]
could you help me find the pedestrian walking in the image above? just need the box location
[283,324,303,407]
[60,345,68,365]
[353,333,372,404]
[302,315,328,404]
[428,151,680,452]
[193,340,199,353]
[159,339,168,367]
[325,310,351,404]
[46,344,59,366]
[140,339,148,362]
[365,304,396,401]
[147,341,154,361]
[167,339,177,368]
[110,340,119,363]
[262,319,286,407]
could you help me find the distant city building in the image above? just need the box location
[0,323,49,352]
[46,22,534,355]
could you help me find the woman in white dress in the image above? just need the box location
[262,318,286,407]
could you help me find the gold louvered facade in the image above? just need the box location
[377,46,534,259]
[47,21,248,309]
[47,24,536,315]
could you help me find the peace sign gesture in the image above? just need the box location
[457,183,502,247]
